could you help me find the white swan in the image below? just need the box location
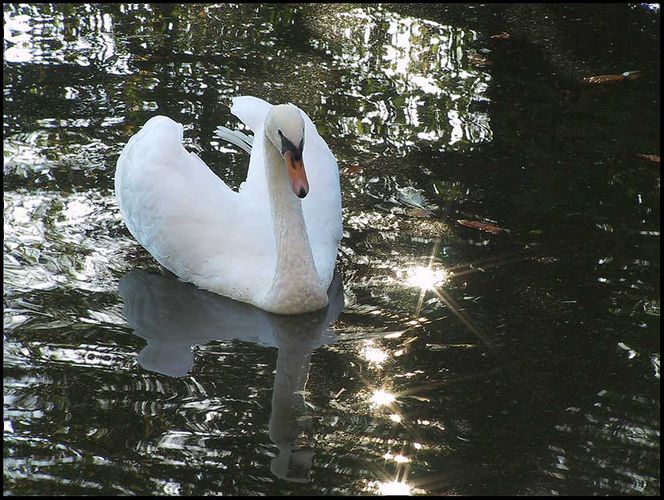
[114,96,343,314]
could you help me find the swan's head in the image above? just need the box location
[265,104,308,199]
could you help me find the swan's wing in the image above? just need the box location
[231,95,272,131]
[214,125,253,153]
[115,115,274,300]
[297,106,343,286]
[230,96,272,193]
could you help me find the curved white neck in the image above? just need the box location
[261,135,328,314]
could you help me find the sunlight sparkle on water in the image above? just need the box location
[384,452,411,463]
[371,390,396,407]
[378,481,412,496]
[361,342,389,365]
[404,265,448,290]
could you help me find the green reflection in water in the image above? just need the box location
[3,2,660,497]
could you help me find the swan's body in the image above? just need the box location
[114,96,342,314]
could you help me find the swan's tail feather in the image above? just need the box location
[215,126,254,154]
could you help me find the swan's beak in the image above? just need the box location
[284,150,309,199]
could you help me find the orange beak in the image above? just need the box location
[284,150,309,198]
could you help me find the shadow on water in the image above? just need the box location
[119,270,344,483]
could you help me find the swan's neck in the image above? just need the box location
[262,136,328,314]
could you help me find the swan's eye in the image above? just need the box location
[278,130,304,161]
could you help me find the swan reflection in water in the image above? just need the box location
[118,269,344,483]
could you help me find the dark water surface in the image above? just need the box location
[4,3,660,496]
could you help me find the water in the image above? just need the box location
[3,3,660,496]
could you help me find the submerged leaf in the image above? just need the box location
[457,219,506,235]
[406,207,433,218]
[343,163,364,175]
[468,52,493,67]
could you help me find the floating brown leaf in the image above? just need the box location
[457,219,506,235]
[623,70,643,80]
[491,32,510,40]
[583,71,642,85]
[637,154,660,164]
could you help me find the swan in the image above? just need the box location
[114,96,343,315]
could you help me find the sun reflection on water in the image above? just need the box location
[377,480,412,496]
[403,265,449,291]
[360,341,390,365]
[370,389,396,407]
[384,452,411,464]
